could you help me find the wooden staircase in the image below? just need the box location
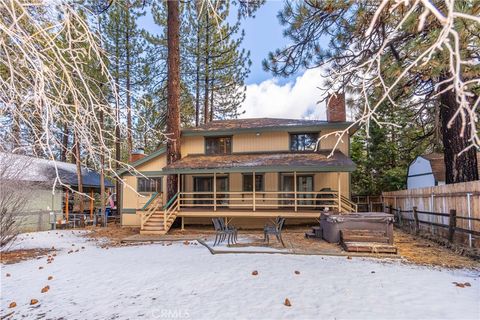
[140,193,179,235]
[340,230,397,254]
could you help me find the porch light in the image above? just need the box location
[256,132,261,136]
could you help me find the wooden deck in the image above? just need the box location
[176,208,322,218]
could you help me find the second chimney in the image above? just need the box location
[326,92,346,122]
[130,148,146,163]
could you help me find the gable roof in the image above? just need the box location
[182,118,356,136]
[0,152,114,188]
[117,147,166,176]
[417,152,480,182]
[162,150,356,174]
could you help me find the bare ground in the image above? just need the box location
[1,248,54,265]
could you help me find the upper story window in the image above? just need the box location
[290,133,319,151]
[137,177,163,193]
[205,136,232,155]
[243,174,264,192]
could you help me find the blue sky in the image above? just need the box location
[236,0,293,84]
[138,1,330,120]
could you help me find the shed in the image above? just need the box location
[407,152,480,189]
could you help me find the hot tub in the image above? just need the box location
[320,212,394,244]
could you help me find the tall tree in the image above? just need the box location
[265,1,479,184]
[166,0,181,199]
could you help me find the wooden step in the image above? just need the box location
[142,226,166,231]
[140,230,167,235]
[148,217,175,222]
[143,220,174,228]
[341,234,389,244]
[341,229,386,237]
[342,241,397,254]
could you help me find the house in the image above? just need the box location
[407,152,480,189]
[0,152,114,232]
[119,94,358,234]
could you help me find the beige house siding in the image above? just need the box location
[121,128,352,227]
[182,130,349,156]
[233,132,289,152]
[121,153,167,227]
[181,136,204,156]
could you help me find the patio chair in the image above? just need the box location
[212,218,237,246]
[264,217,286,247]
[218,218,238,244]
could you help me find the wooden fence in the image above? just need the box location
[382,181,480,248]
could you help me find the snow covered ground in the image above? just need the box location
[1,231,479,320]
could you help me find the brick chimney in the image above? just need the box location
[326,92,346,122]
[129,148,146,163]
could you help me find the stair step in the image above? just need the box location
[342,235,389,243]
[341,229,386,237]
[143,226,166,230]
[342,241,397,254]
[140,230,167,235]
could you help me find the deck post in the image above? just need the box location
[181,217,184,231]
[65,189,69,223]
[253,171,256,211]
[177,174,180,192]
[294,171,297,212]
[337,172,342,212]
[90,189,94,220]
[213,172,217,211]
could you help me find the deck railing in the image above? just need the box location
[177,191,357,213]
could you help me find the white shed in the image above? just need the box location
[407,152,480,189]
[407,153,445,189]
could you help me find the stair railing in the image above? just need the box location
[163,192,179,230]
[340,194,358,212]
[140,194,162,229]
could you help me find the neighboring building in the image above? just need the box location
[0,152,114,232]
[119,95,359,234]
[407,152,480,189]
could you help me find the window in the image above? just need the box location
[205,136,232,155]
[290,133,318,151]
[243,174,264,192]
[137,177,162,193]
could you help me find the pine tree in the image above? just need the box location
[265,1,479,185]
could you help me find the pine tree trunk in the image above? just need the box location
[166,0,181,199]
[195,18,201,127]
[439,85,479,183]
[61,123,69,162]
[74,131,84,213]
[11,108,21,151]
[210,68,214,122]
[114,23,122,215]
[99,109,106,227]
[125,2,133,155]
[203,11,210,124]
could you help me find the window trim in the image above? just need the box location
[137,176,163,193]
[242,173,265,192]
[289,132,319,152]
[204,136,233,155]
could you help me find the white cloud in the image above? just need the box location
[240,69,327,120]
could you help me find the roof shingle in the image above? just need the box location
[162,150,355,173]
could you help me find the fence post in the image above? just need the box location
[398,206,402,227]
[412,206,419,234]
[448,209,457,242]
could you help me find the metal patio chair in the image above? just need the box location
[212,218,237,246]
[264,216,286,247]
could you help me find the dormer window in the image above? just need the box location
[290,133,318,151]
[205,136,232,155]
